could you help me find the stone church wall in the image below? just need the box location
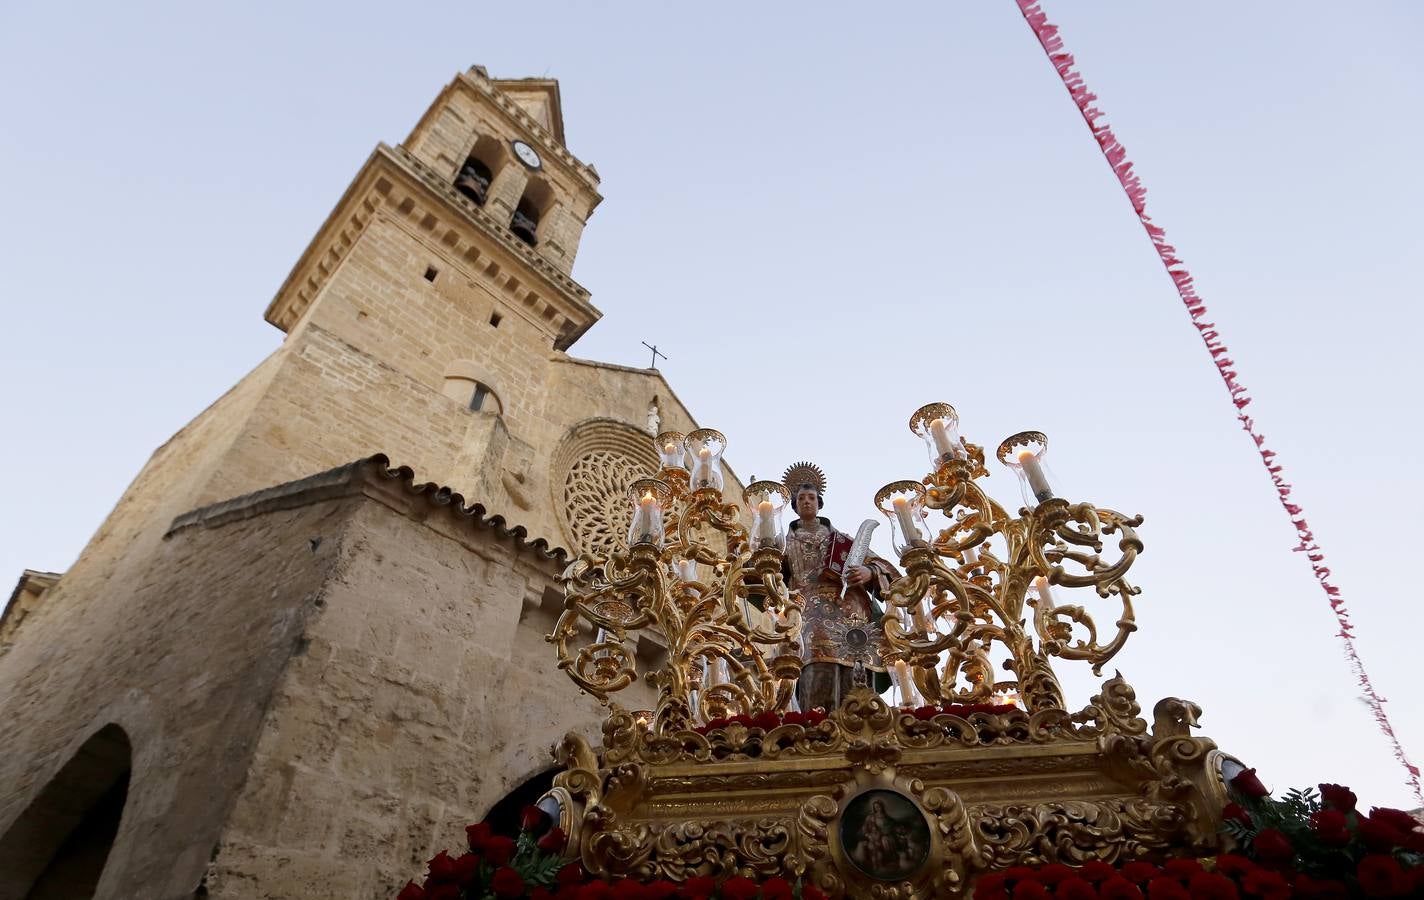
[198,464,627,900]
[0,475,350,898]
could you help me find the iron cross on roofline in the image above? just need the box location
[641,342,667,369]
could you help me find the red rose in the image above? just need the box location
[1145,876,1189,900]
[1317,783,1357,814]
[1367,807,1419,832]
[804,709,827,725]
[1212,855,1255,878]
[453,852,480,887]
[398,883,427,900]
[1357,816,1404,852]
[1078,860,1116,883]
[913,705,940,721]
[1122,861,1162,884]
[802,886,829,900]
[752,710,781,731]
[782,711,806,726]
[973,873,1008,899]
[557,863,586,886]
[730,714,754,727]
[1240,869,1289,900]
[492,866,526,898]
[610,879,648,900]
[1308,808,1351,846]
[427,886,460,900]
[580,883,614,900]
[643,882,678,900]
[761,876,794,900]
[1034,864,1072,886]
[1099,877,1143,900]
[704,718,727,731]
[1162,858,1202,879]
[1011,880,1049,900]
[426,850,460,884]
[1057,876,1096,900]
[1250,828,1294,866]
[1004,866,1038,883]
[678,876,716,899]
[532,890,555,900]
[720,876,759,900]
[1186,872,1238,900]
[538,827,568,853]
[523,804,551,832]
[1222,803,1252,826]
[467,822,495,851]
[1356,854,1408,898]
[1229,768,1269,799]
[1292,874,1348,899]
[483,835,517,867]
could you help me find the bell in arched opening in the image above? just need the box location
[455,157,493,206]
[510,196,540,246]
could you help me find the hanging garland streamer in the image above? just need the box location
[1013,0,1422,804]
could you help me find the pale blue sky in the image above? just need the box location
[2,3,1422,806]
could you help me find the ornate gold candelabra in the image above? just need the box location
[542,407,1236,898]
[550,427,806,736]
[550,407,1144,725]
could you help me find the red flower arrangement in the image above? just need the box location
[397,806,832,900]
[400,768,1422,899]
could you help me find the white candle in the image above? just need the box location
[892,496,922,546]
[961,545,980,574]
[695,446,712,486]
[676,559,698,582]
[756,499,777,543]
[895,660,920,706]
[928,417,961,461]
[1032,575,1054,605]
[1017,450,1053,502]
[631,490,658,542]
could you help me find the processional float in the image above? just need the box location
[541,405,1242,899]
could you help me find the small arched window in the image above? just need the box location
[454,135,504,207]
[441,360,503,416]
[511,177,554,247]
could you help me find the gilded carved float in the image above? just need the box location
[542,408,1241,898]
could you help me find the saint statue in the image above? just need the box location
[780,461,896,712]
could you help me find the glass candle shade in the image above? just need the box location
[626,478,672,547]
[654,430,687,472]
[996,431,1056,507]
[875,480,932,555]
[743,480,790,550]
[685,428,726,492]
[909,402,967,468]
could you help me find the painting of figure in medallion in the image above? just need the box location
[839,790,930,881]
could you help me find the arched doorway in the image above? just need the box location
[0,724,132,900]
[482,767,559,836]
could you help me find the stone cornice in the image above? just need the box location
[166,455,571,564]
[264,144,602,350]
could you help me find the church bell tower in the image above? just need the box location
[0,70,735,900]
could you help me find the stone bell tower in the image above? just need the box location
[0,69,735,899]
